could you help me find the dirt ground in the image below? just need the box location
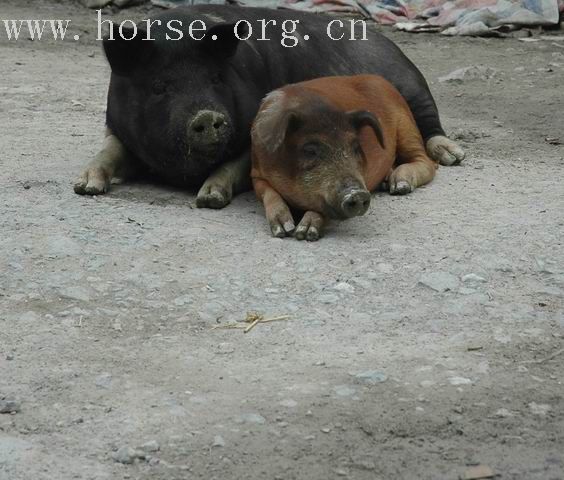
[1,1,563,479]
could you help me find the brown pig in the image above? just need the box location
[251,74,438,241]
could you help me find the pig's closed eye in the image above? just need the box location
[152,79,168,95]
[302,143,320,159]
[352,141,363,156]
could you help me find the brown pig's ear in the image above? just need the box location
[348,110,385,149]
[252,91,302,154]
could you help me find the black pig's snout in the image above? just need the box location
[339,189,371,218]
[187,110,228,150]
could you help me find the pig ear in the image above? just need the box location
[203,23,246,59]
[252,91,302,154]
[348,110,385,149]
[103,25,153,76]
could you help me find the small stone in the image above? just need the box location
[334,385,356,397]
[319,294,339,304]
[438,66,498,83]
[449,376,472,386]
[81,0,112,8]
[212,435,225,447]
[354,370,388,385]
[48,236,82,256]
[462,465,495,479]
[236,413,266,425]
[462,273,487,284]
[112,446,144,464]
[529,402,550,416]
[59,286,92,302]
[420,380,435,388]
[139,440,160,453]
[494,408,513,418]
[173,295,192,307]
[95,373,112,389]
[321,427,331,433]
[216,342,235,354]
[334,282,354,293]
[279,399,298,408]
[5,354,14,361]
[0,399,21,414]
[419,272,459,292]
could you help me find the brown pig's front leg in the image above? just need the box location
[295,211,324,242]
[253,178,295,238]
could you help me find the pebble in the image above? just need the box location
[448,376,473,386]
[212,435,225,447]
[279,399,298,408]
[0,399,21,414]
[321,427,331,433]
[139,440,160,452]
[333,282,355,293]
[420,380,436,388]
[376,263,394,273]
[334,385,356,397]
[173,295,192,306]
[462,273,487,284]
[112,446,145,464]
[95,373,112,389]
[48,236,82,256]
[319,293,339,304]
[438,66,498,83]
[236,413,266,424]
[419,271,459,292]
[59,286,92,302]
[494,408,513,418]
[529,402,550,416]
[216,342,235,355]
[353,370,388,385]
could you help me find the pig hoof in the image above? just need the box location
[426,136,466,166]
[196,185,231,209]
[295,225,320,242]
[73,168,110,195]
[270,219,295,239]
[295,211,323,241]
[389,180,413,196]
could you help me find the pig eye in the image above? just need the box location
[352,141,364,156]
[302,143,320,159]
[210,74,222,85]
[152,79,168,95]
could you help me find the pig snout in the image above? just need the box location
[338,188,371,218]
[187,110,228,151]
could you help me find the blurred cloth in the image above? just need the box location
[151,0,564,35]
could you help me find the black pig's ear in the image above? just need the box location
[348,110,385,149]
[203,23,246,59]
[252,90,303,154]
[103,24,153,76]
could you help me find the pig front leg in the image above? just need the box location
[295,211,324,242]
[252,178,296,238]
[74,128,137,195]
[426,135,465,166]
[390,118,438,195]
[196,151,252,209]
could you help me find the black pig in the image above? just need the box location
[74,5,464,208]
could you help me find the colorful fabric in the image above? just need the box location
[151,0,564,35]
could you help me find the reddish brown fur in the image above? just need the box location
[251,74,437,240]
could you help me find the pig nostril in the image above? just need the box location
[193,124,205,133]
[213,121,223,129]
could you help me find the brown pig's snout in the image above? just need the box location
[337,188,371,219]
